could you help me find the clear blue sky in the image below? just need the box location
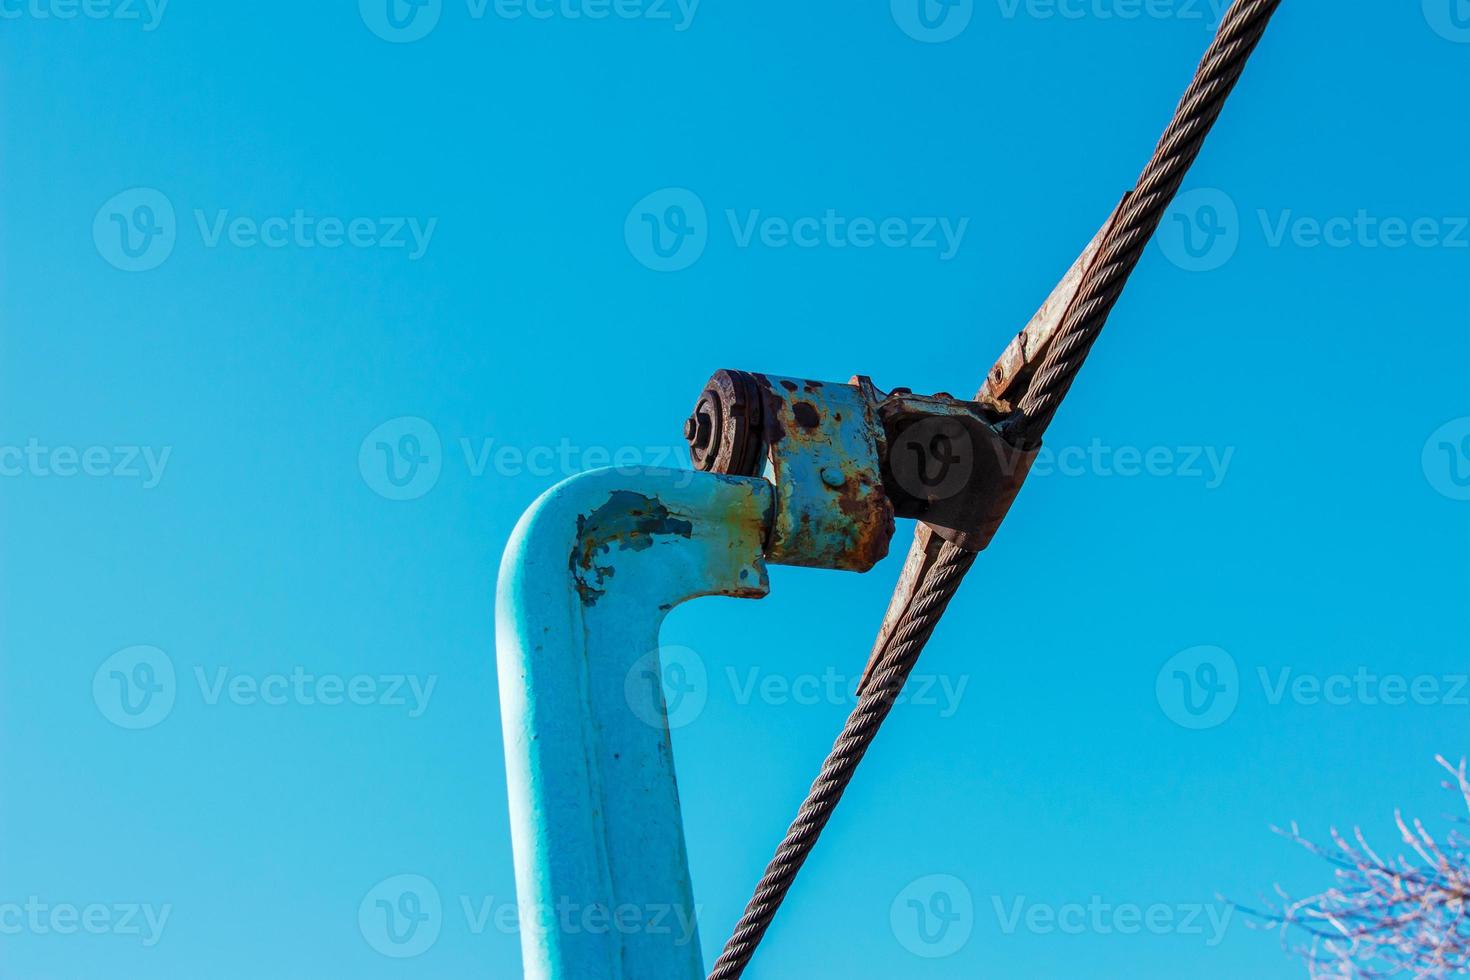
[3,2,1467,978]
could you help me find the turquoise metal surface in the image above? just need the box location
[496,467,774,980]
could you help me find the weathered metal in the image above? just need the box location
[863,379,1038,553]
[751,374,894,572]
[685,370,895,572]
[497,467,773,980]
[685,370,1042,563]
[685,369,764,477]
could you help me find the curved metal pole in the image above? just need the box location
[496,467,773,980]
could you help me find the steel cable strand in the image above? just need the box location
[709,3,1283,975]
[707,544,977,979]
[1011,0,1282,440]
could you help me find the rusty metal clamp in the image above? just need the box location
[683,369,1043,572]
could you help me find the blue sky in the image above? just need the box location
[2,2,1467,977]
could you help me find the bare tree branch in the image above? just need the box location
[1238,756,1470,979]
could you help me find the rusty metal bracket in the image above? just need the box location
[861,379,1038,553]
[686,370,894,572]
[684,368,1049,573]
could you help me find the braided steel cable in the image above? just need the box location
[709,3,1281,976]
[1010,0,1283,442]
[707,543,976,980]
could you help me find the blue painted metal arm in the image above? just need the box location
[496,467,774,980]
